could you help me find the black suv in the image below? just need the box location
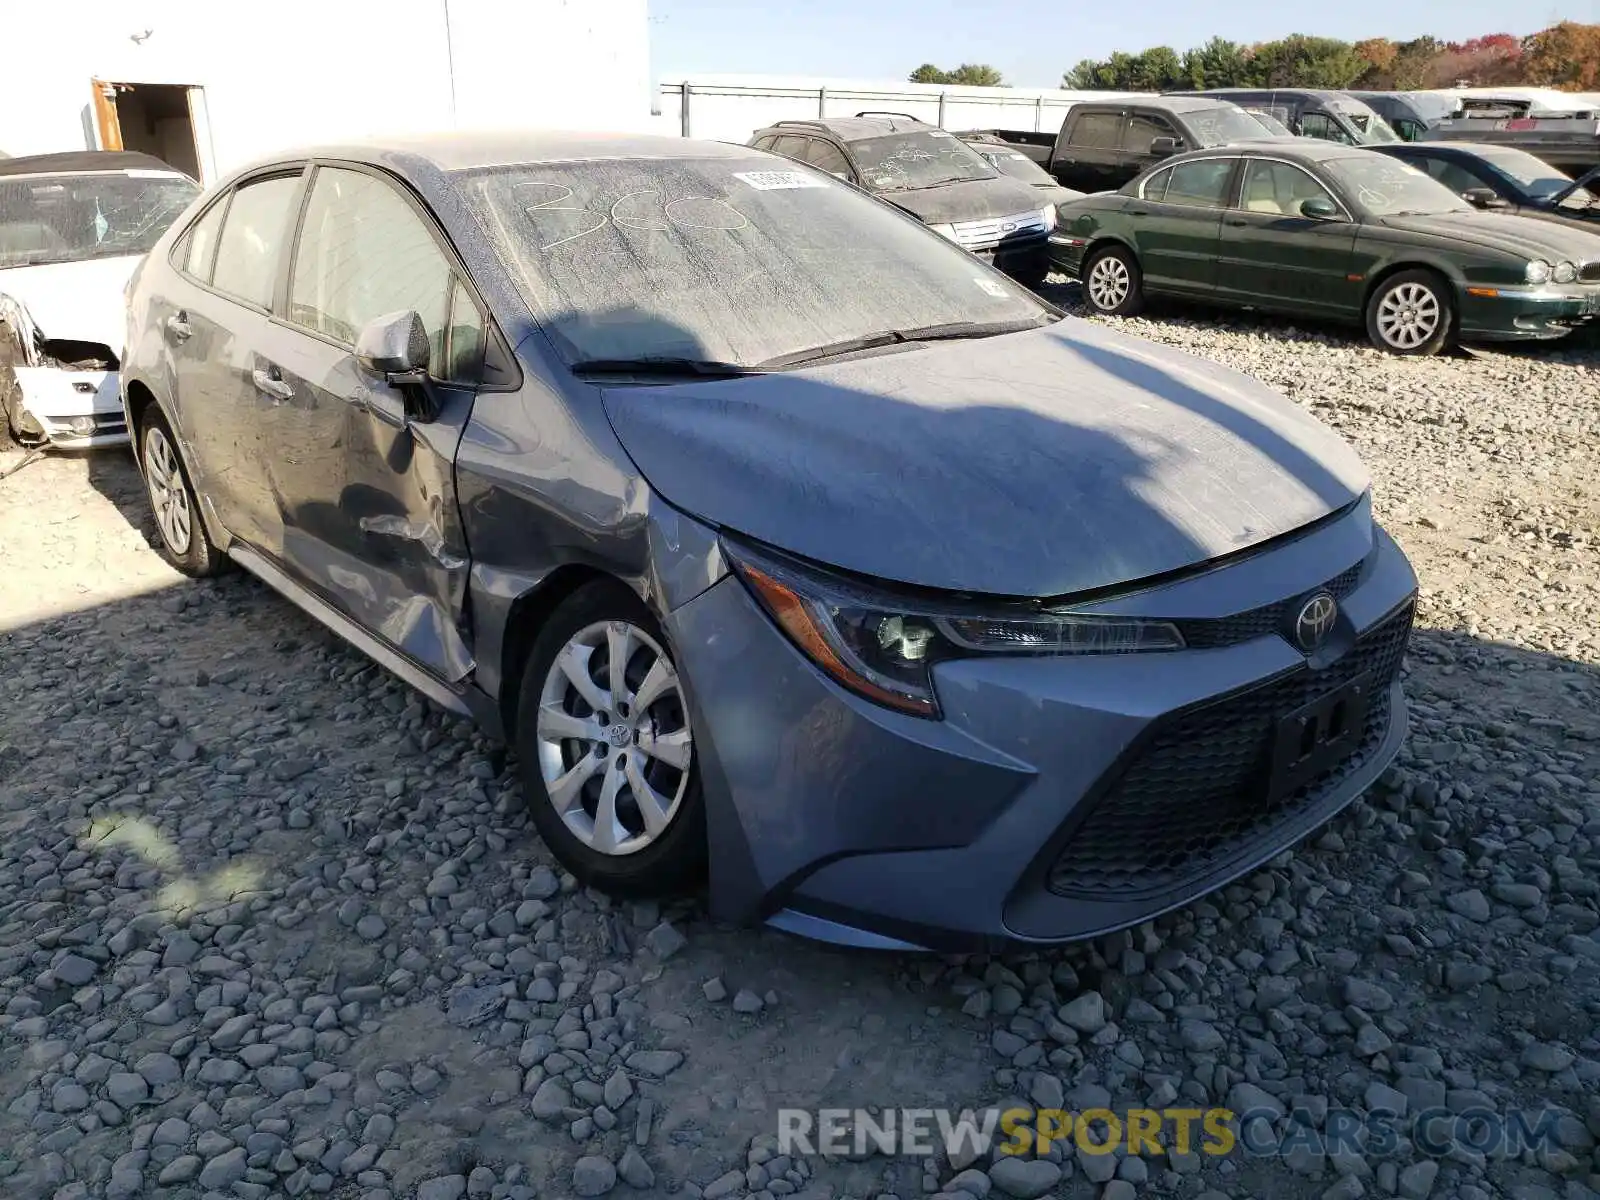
[750,114,1056,286]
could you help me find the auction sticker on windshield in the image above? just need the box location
[974,278,1010,298]
[733,171,830,191]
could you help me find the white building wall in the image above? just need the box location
[0,0,650,182]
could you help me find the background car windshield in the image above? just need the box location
[1476,147,1592,204]
[848,132,997,192]
[1324,156,1471,215]
[1188,105,1280,145]
[1332,101,1401,144]
[1243,110,1295,137]
[981,149,1055,186]
[461,156,1049,369]
[0,172,199,268]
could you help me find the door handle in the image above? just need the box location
[166,312,192,342]
[251,367,294,403]
[1225,218,1248,226]
[1127,208,1149,216]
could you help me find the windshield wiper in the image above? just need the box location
[757,317,1050,371]
[569,357,762,380]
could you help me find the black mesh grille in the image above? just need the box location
[1176,561,1365,650]
[1046,598,1413,899]
[1579,262,1600,284]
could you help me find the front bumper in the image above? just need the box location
[13,367,129,447]
[668,498,1417,952]
[975,235,1050,281]
[1459,283,1600,342]
[1047,231,1090,277]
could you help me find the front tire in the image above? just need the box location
[514,580,706,897]
[140,411,224,577]
[1081,245,1145,317]
[1365,269,1453,356]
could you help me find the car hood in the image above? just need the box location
[879,176,1053,224]
[0,255,140,354]
[1377,211,1600,261]
[601,319,1370,598]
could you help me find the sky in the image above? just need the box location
[650,0,1599,88]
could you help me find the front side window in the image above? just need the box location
[1414,156,1488,198]
[0,170,198,269]
[1163,159,1235,208]
[1298,113,1354,145]
[211,174,302,309]
[459,154,1051,371]
[1123,114,1177,153]
[1238,159,1338,216]
[799,139,852,178]
[288,167,452,363]
[769,136,809,159]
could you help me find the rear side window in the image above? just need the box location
[1122,114,1177,153]
[1070,113,1123,150]
[1298,113,1353,144]
[799,139,852,177]
[1141,166,1172,202]
[769,136,809,159]
[181,199,227,283]
[288,167,453,362]
[1414,156,1485,197]
[211,175,302,309]
[1164,159,1235,208]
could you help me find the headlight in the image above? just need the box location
[1040,205,1058,231]
[1552,260,1577,283]
[926,222,960,242]
[725,542,1185,719]
[1525,259,1552,284]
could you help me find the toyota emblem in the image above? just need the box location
[1294,593,1339,652]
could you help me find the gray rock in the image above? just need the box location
[417,1176,467,1200]
[197,1148,247,1189]
[1342,978,1394,1012]
[1521,1042,1574,1072]
[732,988,765,1014]
[1058,992,1106,1034]
[1445,889,1491,922]
[1228,1082,1284,1119]
[644,921,686,960]
[603,1068,633,1110]
[572,1158,614,1196]
[617,1147,654,1189]
[532,1078,571,1120]
[987,1157,1062,1199]
[53,954,98,985]
[51,1081,91,1113]
[106,1073,150,1109]
[1397,1159,1439,1199]
[1179,1020,1224,1052]
[626,1050,683,1077]
[703,1168,746,1199]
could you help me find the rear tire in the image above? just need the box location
[1365,269,1453,356]
[140,410,224,577]
[514,579,706,897]
[1081,245,1145,317]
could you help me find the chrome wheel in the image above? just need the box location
[1376,281,1441,350]
[143,426,192,555]
[535,620,692,857]
[1087,254,1131,311]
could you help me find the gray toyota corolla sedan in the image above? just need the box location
[121,132,1417,952]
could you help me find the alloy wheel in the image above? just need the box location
[143,426,193,555]
[535,619,693,856]
[1087,255,1131,311]
[1375,282,1441,351]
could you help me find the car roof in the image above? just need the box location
[243,130,759,175]
[1111,96,1244,114]
[759,116,933,141]
[1193,88,1346,101]
[1167,141,1376,167]
[0,150,190,179]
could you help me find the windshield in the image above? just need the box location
[461,155,1051,371]
[1188,105,1284,146]
[1325,156,1472,216]
[1243,109,1295,137]
[1406,94,1463,122]
[1475,147,1593,204]
[0,170,198,269]
[976,148,1055,187]
[849,131,998,192]
[1333,101,1402,145]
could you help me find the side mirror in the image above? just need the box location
[1299,197,1341,221]
[1461,187,1506,209]
[355,309,439,423]
[1149,137,1180,158]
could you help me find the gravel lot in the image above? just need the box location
[1,299,1598,1200]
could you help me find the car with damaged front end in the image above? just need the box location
[0,151,199,448]
[121,132,1417,953]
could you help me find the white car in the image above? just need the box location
[1,151,199,448]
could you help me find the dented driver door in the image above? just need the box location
[259,164,481,684]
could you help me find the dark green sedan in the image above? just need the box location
[1048,141,1600,354]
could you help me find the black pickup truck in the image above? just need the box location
[967,97,1286,193]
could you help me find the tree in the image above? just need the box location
[1242,34,1366,88]
[1178,37,1249,90]
[1353,37,1398,86]
[907,63,1004,86]
[1522,22,1600,90]
[1390,36,1444,89]
[1127,46,1183,91]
